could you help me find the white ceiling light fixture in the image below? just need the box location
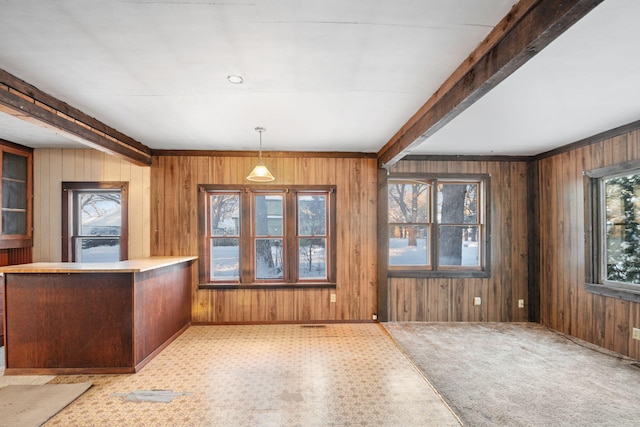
[247,127,275,182]
[227,75,243,84]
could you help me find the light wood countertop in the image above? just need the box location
[0,256,197,274]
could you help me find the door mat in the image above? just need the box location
[0,381,92,427]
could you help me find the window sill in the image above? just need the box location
[388,270,490,279]
[585,282,640,303]
[198,282,337,290]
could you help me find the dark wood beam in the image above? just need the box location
[0,68,152,166]
[377,0,605,168]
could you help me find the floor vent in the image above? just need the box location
[301,325,327,328]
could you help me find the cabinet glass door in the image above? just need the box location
[2,152,28,235]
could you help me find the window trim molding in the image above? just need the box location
[61,181,129,262]
[385,172,491,279]
[584,160,640,302]
[197,184,337,287]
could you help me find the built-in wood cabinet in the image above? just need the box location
[0,140,32,249]
[0,141,33,346]
[0,284,3,346]
[2,257,195,374]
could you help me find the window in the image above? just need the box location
[387,174,490,278]
[62,182,128,262]
[198,185,336,287]
[585,163,640,302]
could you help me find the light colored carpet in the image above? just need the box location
[0,381,92,427]
[384,322,640,427]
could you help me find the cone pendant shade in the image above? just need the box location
[247,162,275,182]
[247,127,275,182]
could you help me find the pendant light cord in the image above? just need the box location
[255,126,265,162]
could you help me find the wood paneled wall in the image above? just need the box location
[386,159,530,322]
[537,129,640,360]
[150,155,378,323]
[33,149,151,262]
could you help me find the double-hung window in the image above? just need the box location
[585,162,640,302]
[62,182,128,262]
[199,185,336,287]
[387,174,490,278]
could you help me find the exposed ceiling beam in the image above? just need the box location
[0,68,152,166]
[377,0,605,168]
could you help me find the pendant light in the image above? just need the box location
[247,126,275,182]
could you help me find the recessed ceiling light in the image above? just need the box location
[227,75,243,84]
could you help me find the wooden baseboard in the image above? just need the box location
[134,323,191,373]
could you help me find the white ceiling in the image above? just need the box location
[0,0,636,157]
[419,0,640,156]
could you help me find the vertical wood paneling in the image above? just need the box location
[152,155,378,323]
[6,247,32,264]
[489,161,505,322]
[575,145,593,344]
[32,150,46,261]
[538,128,640,360]
[47,150,63,261]
[387,159,529,323]
[631,304,640,357]
[151,156,164,256]
[129,163,144,259]
[33,148,150,262]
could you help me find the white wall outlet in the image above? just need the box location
[372,314,378,321]
[473,296,481,306]
[633,328,640,341]
[330,293,336,303]
[518,299,525,308]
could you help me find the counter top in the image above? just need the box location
[0,256,197,274]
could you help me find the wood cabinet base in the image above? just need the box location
[2,257,194,374]
[3,324,189,375]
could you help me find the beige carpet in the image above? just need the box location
[384,322,640,427]
[0,381,92,427]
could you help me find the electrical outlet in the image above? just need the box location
[633,328,640,340]
[330,293,336,303]
[473,297,481,306]
[372,314,378,321]
[518,299,525,308]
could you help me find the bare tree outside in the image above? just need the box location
[388,182,429,246]
[205,187,334,284]
[209,194,239,234]
[388,178,481,268]
[388,180,429,266]
[438,184,468,266]
[208,194,240,280]
[255,195,283,279]
[298,194,327,278]
[76,191,122,261]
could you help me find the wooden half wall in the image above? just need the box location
[536,129,640,360]
[150,155,378,323]
[385,159,530,322]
